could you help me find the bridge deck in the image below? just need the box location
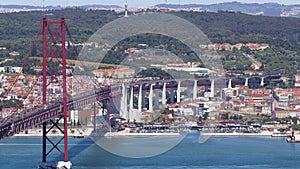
[0,86,120,140]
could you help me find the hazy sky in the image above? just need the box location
[0,0,299,7]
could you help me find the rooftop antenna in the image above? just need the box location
[125,0,128,17]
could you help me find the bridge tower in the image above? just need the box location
[40,16,71,169]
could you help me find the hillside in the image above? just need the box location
[0,9,300,75]
[157,2,300,17]
[173,11,300,51]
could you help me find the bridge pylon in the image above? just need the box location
[39,16,71,169]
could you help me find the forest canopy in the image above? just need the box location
[1,8,300,75]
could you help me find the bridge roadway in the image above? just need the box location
[129,75,281,85]
[0,85,121,140]
[125,75,281,91]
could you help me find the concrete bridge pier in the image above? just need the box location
[138,84,142,112]
[260,77,265,86]
[193,80,198,99]
[120,83,128,119]
[187,87,192,98]
[170,88,175,104]
[129,86,134,121]
[228,79,232,88]
[177,81,181,103]
[162,82,167,105]
[210,79,215,98]
[149,84,154,112]
[154,89,159,106]
[245,78,249,87]
[142,89,146,109]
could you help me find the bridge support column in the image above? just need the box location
[170,89,175,104]
[122,85,128,119]
[177,81,181,103]
[228,79,232,88]
[42,15,47,164]
[138,84,142,112]
[42,122,46,162]
[129,86,134,110]
[61,16,69,164]
[162,83,167,105]
[93,101,96,131]
[39,16,71,168]
[129,86,134,122]
[125,85,128,119]
[102,101,105,116]
[193,80,197,99]
[107,99,111,132]
[245,78,249,87]
[187,87,192,98]
[110,98,116,115]
[142,89,146,109]
[149,84,154,112]
[154,89,159,106]
[210,79,215,98]
[120,84,128,119]
[260,77,264,86]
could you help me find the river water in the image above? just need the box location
[0,131,299,168]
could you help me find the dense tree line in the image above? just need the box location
[101,34,201,65]
[1,9,300,74]
[173,11,300,49]
[0,99,23,110]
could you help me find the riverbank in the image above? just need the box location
[202,131,273,136]
[13,128,300,139]
[202,131,300,138]
[14,127,93,137]
[95,128,181,137]
[104,131,181,137]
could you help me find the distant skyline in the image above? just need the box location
[0,0,299,7]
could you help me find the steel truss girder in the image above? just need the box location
[0,86,115,140]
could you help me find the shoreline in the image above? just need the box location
[103,132,181,137]
[201,131,300,138]
[14,127,93,137]
[12,128,300,138]
[202,132,272,137]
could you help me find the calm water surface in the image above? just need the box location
[0,132,299,169]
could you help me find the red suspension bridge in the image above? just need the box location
[0,16,121,169]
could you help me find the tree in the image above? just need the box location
[0,99,23,110]
[203,112,209,120]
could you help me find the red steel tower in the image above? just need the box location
[40,16,71,168]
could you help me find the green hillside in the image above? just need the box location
[0,8,300,75]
